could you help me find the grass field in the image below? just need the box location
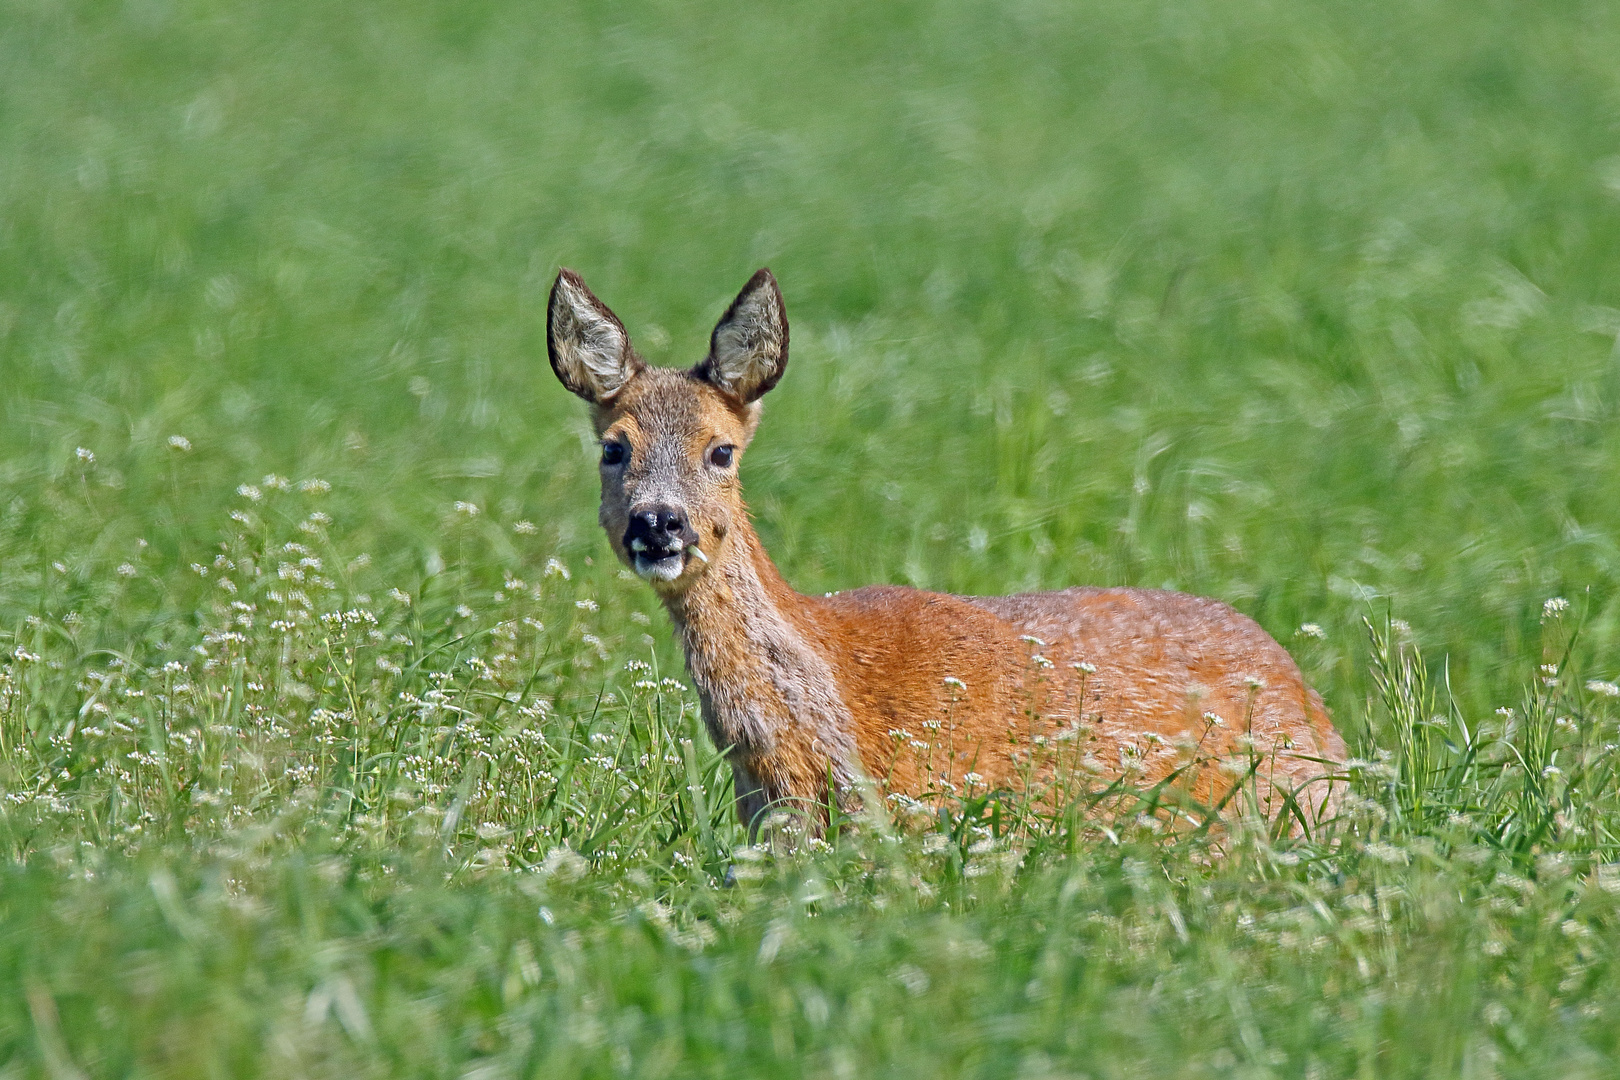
[4,0,1620,1075]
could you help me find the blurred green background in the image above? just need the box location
[6,0,1620,721]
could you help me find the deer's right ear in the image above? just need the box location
[548,269,642,403]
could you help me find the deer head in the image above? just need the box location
[548,267,789,593]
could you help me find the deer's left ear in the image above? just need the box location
[693,269,788,403]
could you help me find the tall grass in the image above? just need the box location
[5,0,1620,1073]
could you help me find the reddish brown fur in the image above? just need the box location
[548,268,1346,834]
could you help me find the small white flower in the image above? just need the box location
[543,557,570,580]
[1544,597,1570,618]
[116,563,138,578]
[167,435,192,452]
[453,501,479,516]
[75,447,95,464]
[236,484,262,502]
[942,676,967,690]
[1072,661,1097,674]
[1297,623,1325,639]
[298,478,330,493]
[1586,680,1620,698]
[513,520,538,535]
[575,599,598,612]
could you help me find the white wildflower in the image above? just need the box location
[1297,623,1325,639]
[167,435,192,452]
[538,846,587,883]
[1587,680,1620,698]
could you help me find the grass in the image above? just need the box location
[3,0,1620,1074]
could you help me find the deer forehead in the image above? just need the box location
[597,369,756,452]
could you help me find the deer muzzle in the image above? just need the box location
[624,504,701,581]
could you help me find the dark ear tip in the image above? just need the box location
[744,268,785,321]
[551,268,587,300]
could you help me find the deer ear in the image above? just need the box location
[548,269,642,403]
[693,269,788,403]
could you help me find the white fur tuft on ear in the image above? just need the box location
[548,269,641,403]
[693,268,788,403]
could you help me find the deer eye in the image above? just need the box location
[709,445,734,468]
[601,442,626,466]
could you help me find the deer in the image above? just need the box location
[547,266,1347,836]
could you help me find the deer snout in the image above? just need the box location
[624,505,698,559]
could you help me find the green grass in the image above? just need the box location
[4,0,1620,1074]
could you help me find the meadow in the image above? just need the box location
[3,0,1620,1075]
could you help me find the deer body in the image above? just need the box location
[548,268,1346,830]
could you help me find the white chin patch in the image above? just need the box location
[633,552,685,582]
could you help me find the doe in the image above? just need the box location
[548,268,1346,833]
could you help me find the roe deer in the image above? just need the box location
[548,267,1346,833]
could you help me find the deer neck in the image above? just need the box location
[660,512,861,801]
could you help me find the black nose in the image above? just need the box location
[625,505,697,554]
